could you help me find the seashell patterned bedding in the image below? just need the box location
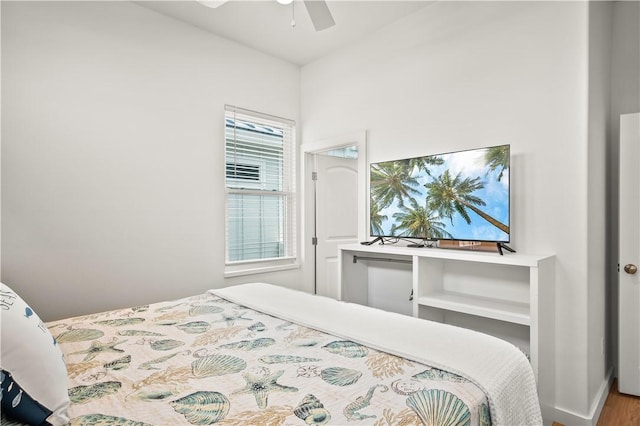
[3,283,542,425]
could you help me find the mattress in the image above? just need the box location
[11,283,541,425]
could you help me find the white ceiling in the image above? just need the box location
[135,1,432,66]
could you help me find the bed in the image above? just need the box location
[1,282,542,425]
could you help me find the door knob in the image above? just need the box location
[624,264,638,275]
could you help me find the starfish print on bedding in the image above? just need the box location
[215,311,252,326]
[69,338,127,362]
[232,369,298,409]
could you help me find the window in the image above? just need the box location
[224,105,296,274]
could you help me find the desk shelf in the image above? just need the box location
[416,292,530,325]
[337,242,555,403]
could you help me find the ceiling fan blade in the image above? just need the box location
[303,0,335,31]
[196,0,230,9]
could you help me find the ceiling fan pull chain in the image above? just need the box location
[291,1,296,28]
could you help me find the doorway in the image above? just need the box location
[302,132,367,298]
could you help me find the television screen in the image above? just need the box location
[369,144,510,243]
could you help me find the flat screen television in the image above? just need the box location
[369,144,510,244]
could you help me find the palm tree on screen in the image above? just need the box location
[484,145,509,182]
[392,198,453,239]
[369,199,387,236]
[425,169,509,234]
[370,161,421,208]
[405,155,444,177]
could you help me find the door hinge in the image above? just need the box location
[312,237,318,246]
[312,172,318,181]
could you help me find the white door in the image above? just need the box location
[619,112,640,395]
[314,153,359,298]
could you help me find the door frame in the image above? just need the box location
[300,131,367,294]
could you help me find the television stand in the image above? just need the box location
[337,242,556,415]
[497,243,516,255]
[360,236,384,246]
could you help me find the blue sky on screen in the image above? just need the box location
[377,146,510,241]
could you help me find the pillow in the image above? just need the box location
[1,283,70,425]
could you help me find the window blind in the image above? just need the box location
[224,105,296,264]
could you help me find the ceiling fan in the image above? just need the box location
[197,0,336,31]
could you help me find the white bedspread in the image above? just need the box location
[212,282,543,426]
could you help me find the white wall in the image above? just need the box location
[1,1,302,321]
[586,2,613,420]
[301,1,602,422]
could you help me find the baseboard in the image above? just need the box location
[590,368,615,424]
[543,368,614,426]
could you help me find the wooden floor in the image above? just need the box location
[597,380,640,426]
[553,380,640,426]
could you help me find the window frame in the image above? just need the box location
[223,105,298,277]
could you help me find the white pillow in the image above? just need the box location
[1,282,70,425]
